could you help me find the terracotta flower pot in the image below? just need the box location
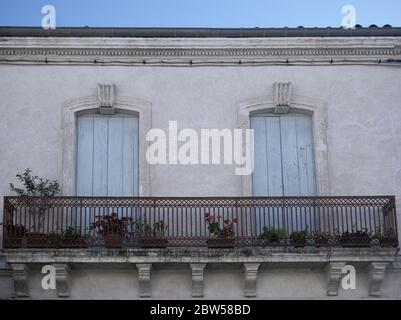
[104,233,123,248]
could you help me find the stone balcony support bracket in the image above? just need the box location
[243,263,261,298]
[53,263,71,298]
[326,262,347,296]
[368,262,389,297]
[190,263,207,298]
[136,263,152,298]
[10,263,30,298]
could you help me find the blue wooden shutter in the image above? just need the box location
[251,113,317,232]
[76,115,139,196]
[251,114,316,197]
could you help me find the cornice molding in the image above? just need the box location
[0,37,400,65]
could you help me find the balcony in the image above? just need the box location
[3,196,398,249]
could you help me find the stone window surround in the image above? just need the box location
[238,94,329,196]
[61,95,152,196]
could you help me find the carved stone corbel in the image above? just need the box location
[98,83,116,114]
[273,82,292,114]
[368,262,389,297]
[243,263,260,298]
[136,263,152,298]
[190,263,206,298]
[326,262,346,296]
[53,263,70,298]
[10,263,30,298]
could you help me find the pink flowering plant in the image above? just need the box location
[205,213,238,239]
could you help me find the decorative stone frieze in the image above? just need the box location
[368,262,389,297]
[326,262,347,296]
[1,37,400,66]
[53,263,70,298]
[136,263,152,298]
[190,263,207,298]
[98,83,116,114]
[273,82,292,114]
[243,263,261,298]
[10,263,30,298]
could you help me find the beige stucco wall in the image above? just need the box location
[0,47,400,299]
[0,64,400,200]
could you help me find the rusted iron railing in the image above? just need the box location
[2,196,398,249]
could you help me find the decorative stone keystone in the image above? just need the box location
[53,264,70,298]
[10,263,30,298]
[273,82,292,114]
[190,263,207,298]
[98,83,116,114]
[368,262,389,297]
[136,263,152,298]
[243,263,261,298]
[326,262,346,296]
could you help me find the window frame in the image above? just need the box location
[238,94,329,197]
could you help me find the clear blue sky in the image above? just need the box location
[0,0,400,28]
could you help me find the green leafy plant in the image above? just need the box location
[373,228,397,247]
[9,169,60,233]
[63,226,80,238]
[259,227,287,244]
[48,232,63,248]
[290,230,309,247]
[134,221,168,248]
[374,228,395,239]
[313,231,332,246]
[339,227,372,247]
[48,227,87,248]
[204,213,238,239]
[9,168,60,197]
[134,221,167,238]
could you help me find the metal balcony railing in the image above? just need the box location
[2,196,398,249]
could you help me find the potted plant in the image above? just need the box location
[23,232,50,248]
[373,228,398,248]
[205,213,238,248]
[8,169,60,248]
[290,230,308,248]
[48,232,63,248]
[91,213,133,248]
[258,227,287,247]
[49,227,88,248]
[61,227,88,248]
[313,231,332,248]
[134,221,168,248]
[340,228,372,247]
[3,224,27,248]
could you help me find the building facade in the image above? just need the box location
[0,27,400,299]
